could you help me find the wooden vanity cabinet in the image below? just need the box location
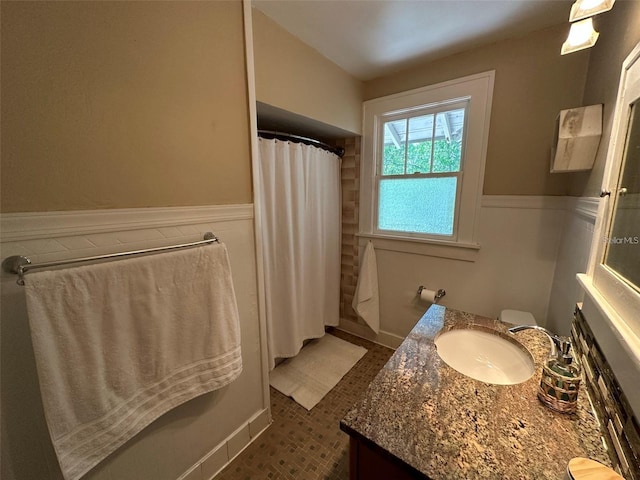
[348,436,427,480]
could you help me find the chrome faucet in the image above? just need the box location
[508,325,573,365]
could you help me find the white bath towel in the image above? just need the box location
[24,243,242,480]
[352,241,380,333]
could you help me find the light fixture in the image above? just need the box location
[561,18,600,55]
[569,0,615,22]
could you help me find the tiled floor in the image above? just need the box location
[216,329,394,480]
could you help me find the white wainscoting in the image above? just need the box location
[546,197,599,336]
[0,204,270,480]
[0,204,253,263]
[340,196,580,348]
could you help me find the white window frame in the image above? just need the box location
[584,41,640,349]
[360,71,495,257]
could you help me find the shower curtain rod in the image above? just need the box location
[257,130,345,158]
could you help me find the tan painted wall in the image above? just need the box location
[251,9,363,135]
[1,1,252,213]
[364,25,590,196]
[570,1,640,197]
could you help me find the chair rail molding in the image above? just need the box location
[481,195,568,210]
[0,204,254,242]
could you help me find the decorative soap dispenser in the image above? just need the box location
[509,326,581,414]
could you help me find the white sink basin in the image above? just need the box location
[434,327,535,385]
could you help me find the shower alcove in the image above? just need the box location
[254,101,363,367]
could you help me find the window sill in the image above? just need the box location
[356,232,480,262]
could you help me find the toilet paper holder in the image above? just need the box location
[417,286,446,301]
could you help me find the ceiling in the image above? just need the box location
[252,0,573,81]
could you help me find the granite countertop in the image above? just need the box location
[340,305,610,479]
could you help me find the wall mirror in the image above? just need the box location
[591,42,640,335]
[604,100,640,290]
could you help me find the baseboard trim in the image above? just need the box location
[337,319,404,350]
[178,407,271,480]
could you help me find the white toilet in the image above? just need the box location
[499,309,538,326]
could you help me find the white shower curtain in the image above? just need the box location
[257,137,341,370]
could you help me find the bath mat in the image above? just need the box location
[269,334,367,410]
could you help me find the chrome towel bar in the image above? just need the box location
[2,232,219,285]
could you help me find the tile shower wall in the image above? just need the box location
[572,307,640,480]
[335,137,361,324]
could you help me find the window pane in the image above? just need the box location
[378,177,457,236]
[382,120,407,175]
[432,108,465,173]
[407,114,434,174]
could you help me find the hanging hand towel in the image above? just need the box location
[24,243,242,480]
[352,241,380,333]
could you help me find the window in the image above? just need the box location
[377,103,467,238]
[360,71,495,255]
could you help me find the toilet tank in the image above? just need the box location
[499,309,538,326]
